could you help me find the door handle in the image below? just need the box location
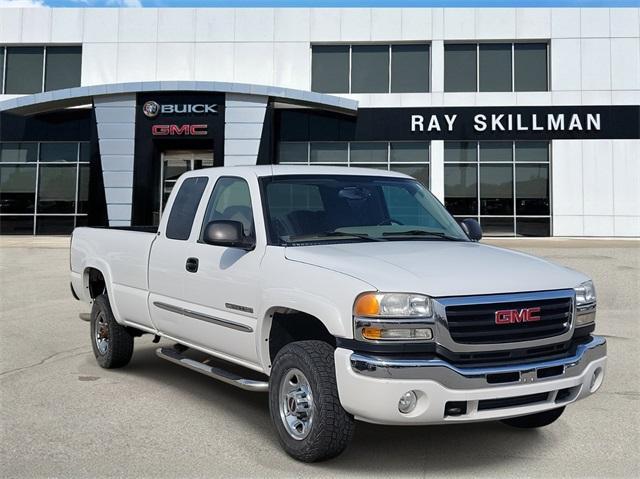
[185,257,199,273]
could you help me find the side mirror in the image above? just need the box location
[202,220,255,251]
[460,218,482,241]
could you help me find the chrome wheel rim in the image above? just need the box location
[94,312,110,355]
[279,368,314,440]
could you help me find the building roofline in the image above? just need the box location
[0,81,359,115]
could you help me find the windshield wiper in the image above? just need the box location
[287,231,385,243]
[382,230,465,241]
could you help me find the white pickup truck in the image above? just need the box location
[70,165,606,462]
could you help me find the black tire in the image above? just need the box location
[501,406,565,428]
[269,340,355,462]
[90,294,134,369]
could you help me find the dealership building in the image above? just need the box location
[0,6,638,237]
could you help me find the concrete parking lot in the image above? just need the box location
[1,236,638,478]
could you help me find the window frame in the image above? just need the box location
[311,43,431,94]
[0,45,82,95]
[277,140,431,189]
[198,175,256,244]
[443,140,552,237]
[444,41,549,93]
[0,141,90,235]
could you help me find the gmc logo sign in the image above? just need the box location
[495,307,541,324]
[151,124,208,136]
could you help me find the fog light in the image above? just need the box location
[398,390,418,414]
[590,367,604,393]
[362,327,432,341]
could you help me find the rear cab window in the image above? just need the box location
[165,176,208,240]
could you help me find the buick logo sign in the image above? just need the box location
[143,101,160,118]
[142,100,218,118]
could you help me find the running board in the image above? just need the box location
[155,347,269,392]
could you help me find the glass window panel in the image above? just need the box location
[390,142,429,163]
[77,164,90,214]
[516,218,550,237]
[351,45,389,93]
[278,142,308,163]
[444,44,477,92]
[514,43,548,92]
[481,217,514,236]
[516,164,550,215]
[37,165,77,214]
[310,142,348,163]
[350,142,388,163]
[479,43,512,92]
[311,45,349,93]
[79,143,91,162]
[201,177,254,238]
[5,47,44,94]
[0,143,38,163]
[391,44,429,93]
[165,176,208,240]
[75,216,88,227]
[0,165,36,213]
[444,164,478,215]
[0,216,34,235]
[515,141,549,162]
[479,141,513,162]
[444,142,476,162]
[390,164,429,187]
[0,47,4,93]
[40,143,78,162]
[35,216,75,235]
[44,46,82,91]
[480,164,513,215]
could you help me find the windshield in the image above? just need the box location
[261,174,469,245]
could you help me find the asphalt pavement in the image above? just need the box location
[1,236,638,478]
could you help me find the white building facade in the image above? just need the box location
[0,7,638,236]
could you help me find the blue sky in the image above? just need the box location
[2,0,639,8]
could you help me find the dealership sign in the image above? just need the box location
[411,112,602,133]
[142,100,218,118]
[151,124,208,136]
[351,105,639,141]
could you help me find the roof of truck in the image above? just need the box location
[181,164,410,179]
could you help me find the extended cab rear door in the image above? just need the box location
[148,175,210,340]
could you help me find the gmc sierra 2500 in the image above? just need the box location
[70,166,606,462]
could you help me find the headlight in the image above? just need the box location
[574,280,596,326]
[354,292,432,318]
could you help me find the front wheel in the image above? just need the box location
[90,294,134,369]
[268,340,355,462]
[501,407,565,428]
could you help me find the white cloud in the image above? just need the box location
[0,0,45,7]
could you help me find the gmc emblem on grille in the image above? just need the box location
[495,307,541,324]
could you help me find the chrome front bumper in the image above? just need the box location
[350,335,606,389]
[334,336,607,425]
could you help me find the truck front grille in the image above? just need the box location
[445,296,572,344]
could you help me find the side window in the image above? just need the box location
[165,177,208,240]
[201,177,255,239]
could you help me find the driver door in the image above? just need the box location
[180,176,262,365]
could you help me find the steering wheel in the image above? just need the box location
[377,217,404,226]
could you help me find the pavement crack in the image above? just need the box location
[0,346,90,378]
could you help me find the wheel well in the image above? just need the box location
[86,268,106,299]
[268,311,336,363]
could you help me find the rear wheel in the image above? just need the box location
[269,340,355,462]
[501,407,565,428]
[90,294,134,369]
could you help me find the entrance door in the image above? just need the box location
[158,150,214,221]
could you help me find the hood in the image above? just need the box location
[284,241,588,297]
